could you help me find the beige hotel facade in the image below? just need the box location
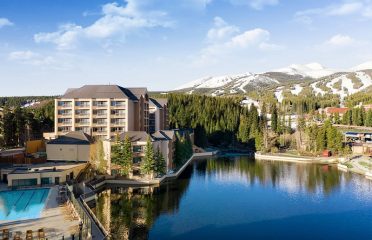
[55,85,150,138]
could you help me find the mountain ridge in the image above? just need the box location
[174,62,372,100]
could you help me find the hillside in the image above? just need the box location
[174,62,372,103]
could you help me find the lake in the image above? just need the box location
[91,156,372,240]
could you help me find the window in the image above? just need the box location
[111,119,126,125]
[58,118,72,124]
[133,157,142,164]
[58,110,72,116]
[93,101,107,107]
[93,110,107,116]
[75,118,90,124]
[111,101,126,107]
[75,101,90,107]
[41,177,52,185]
[58,127,72,132]
[133,146,142,153]
[93,127,107,133]
[12,178,37,187]
[58,101,72,107]
[93,118,107,125]
[111,110,125,116]
[75,109,90,115]
[111,127,124,132]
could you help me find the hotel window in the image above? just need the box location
[93,127,107,133]
[111,101,126,107]
[133,146,142,153]
[111,119,126,125]
[133,157,142,164]
[111,110,125,116]
[93,118,108,125]
[58,126,72,132]
[76,127,90,133]
[58,101,72,107]
[58,118,72,124]
[75,101,90,107]
[93,101,108,107]
[75,118,90,124]
[111,127,124,132]
[75,109,90,116]
[58,109,72,116]
[12,178,38,187]
[93,110,107,116]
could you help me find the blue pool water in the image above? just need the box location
[0,188,50,221]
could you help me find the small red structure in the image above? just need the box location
[322,150,331,157]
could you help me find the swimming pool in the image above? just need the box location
[0,188,50,221]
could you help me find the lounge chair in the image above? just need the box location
[37,229,45,240]
[2,229,9,240]
[12,233,21,240]
[26,230,32,240]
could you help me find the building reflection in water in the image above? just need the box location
[90,156,372,239]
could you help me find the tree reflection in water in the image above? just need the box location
[91,156,361,240]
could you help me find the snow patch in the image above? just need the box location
[273,62,336,78]
[274,88,283,103]
[311,82,326,96]
[291,84,303,95]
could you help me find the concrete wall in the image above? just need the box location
[46,144,90,162]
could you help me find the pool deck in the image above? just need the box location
[0,187,80,239]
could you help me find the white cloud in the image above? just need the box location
[0,18,13,28]
[34,24,83,50]
[196,17,281,66]
[207,17,239,42]
[227,28,270,48]
[34,1,173,49]
[8,51,54,66]
[230,0,279,10]
[325,34,355,47]
[328,2,363,16]
[295,1,372,24]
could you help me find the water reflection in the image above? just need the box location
[205,157,343,195]
[91,156,372,240]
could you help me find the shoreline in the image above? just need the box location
[254,152,340,164]
[256,152,372,180]
[86,151,219,192]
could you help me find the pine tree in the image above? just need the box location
[13,106,25,146]
[154,147,166,176]
[121,135,133,176]
[141,136,156,176]
[2,107,16,146]
[271,104,278,133]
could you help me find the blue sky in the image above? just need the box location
[1,0,372,96]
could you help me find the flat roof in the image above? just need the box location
[8,162,85,174]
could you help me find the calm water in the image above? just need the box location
[91,156,372,240]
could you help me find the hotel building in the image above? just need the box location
[54,85,150,138]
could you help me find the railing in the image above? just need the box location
[80,196,110,238]
[66,185,93,240]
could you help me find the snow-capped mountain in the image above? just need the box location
[174,62,372,99]
[175,73,279,96]
[271,62,337,78]
[351,61,372,71]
